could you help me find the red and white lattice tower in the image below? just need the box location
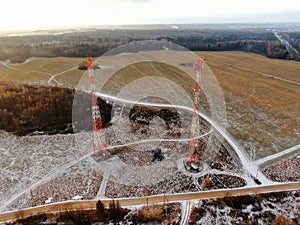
[87,57,109,157]
[188,58,204,170]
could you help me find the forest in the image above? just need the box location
[0,28,299,62]
[0,82,112,135]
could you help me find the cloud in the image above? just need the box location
[113,0,151,3]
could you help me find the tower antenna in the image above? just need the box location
[188,58,204,171]
[87,57,109,158]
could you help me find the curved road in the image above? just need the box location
[0,182,299,223]
[95,92,270,184]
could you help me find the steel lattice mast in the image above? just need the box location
[87,57,109,157]
[188,58,204,170]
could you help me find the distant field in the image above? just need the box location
[200,51,300,83]
[0,57,84,86]
[0,52,299,159]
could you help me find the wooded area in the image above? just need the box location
[0,28,298,62]
[0,83,75,135]
[0,82,113,135]
[0,78,116,135]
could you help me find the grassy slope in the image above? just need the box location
[101,61,195,97]
[198,51,300,158]
[200,51,300,83]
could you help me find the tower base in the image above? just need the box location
[184,160,203,173]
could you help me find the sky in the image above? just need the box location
[1,0,300,30]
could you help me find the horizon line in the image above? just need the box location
[1,21,300,33]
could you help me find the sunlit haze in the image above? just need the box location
[1,0,300,30]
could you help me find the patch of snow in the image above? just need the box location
[72,195,83,200]
[45,197,53,204]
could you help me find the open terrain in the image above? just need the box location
[1,51,298,158]
[0,50,299,224]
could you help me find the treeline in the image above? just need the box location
[0,43,114,63]
[0,82,112,136]
[174,38,290,60]
[0,28,298,62]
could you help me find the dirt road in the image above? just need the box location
[0,182,299,223]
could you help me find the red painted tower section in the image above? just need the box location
[87,57,109,157]
[188,58,204,170]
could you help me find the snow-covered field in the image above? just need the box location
[0,131,93,212]
[0,118,241,213]
[263,155,300,182]
[0,118,299,214]
[0,107,298,216]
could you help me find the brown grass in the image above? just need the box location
[0,57,84,85]
[197,51,300,158]
[101,61,195,97]
[199,51,300,83]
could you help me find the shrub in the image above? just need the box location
[132,205,164,223]
[108,200,129,222]
[189,207,206,224]
[272,215,293,225]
